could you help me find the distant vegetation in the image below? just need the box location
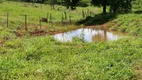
[5,0,132,13]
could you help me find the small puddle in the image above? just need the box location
[54,28,126,42]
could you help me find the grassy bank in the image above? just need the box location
[109,14,142,36]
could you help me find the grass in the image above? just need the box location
[109,14,142,36]
[1,36,142,79]
[0,0,142,80]
[0,1,101,33]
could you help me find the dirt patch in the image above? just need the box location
[48,23,110,35]
[48,26,84,35]
[15,22,112,37]
[0,39,5,45]
[30,30,47,36]
[131,63,142,80]
[133,66,142,80]
[85,23,109,30]
[49,30,65,35]
[15,25,48,37]
[15,28,23,38]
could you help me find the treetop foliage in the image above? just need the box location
[91,0,132,13]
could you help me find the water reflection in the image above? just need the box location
[54,28,121,42]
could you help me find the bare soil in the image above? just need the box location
[30,29,47,36]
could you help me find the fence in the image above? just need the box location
[0,10,95,31]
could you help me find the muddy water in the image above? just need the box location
[54,28,125,42]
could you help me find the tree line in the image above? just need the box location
[8,0,132,13]
[45,0,132,13]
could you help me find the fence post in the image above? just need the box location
[24,15,28,31]
[39,17,42,29]
[47,13,49,23]
[7,13,9,27]
[40,3,42,9]
[87,9,89,16]
[64,11,67,20]
[90,11,92,16]
[69,16,71,24]
[49,13,53,27]
[51,21,53,27]
[82,11,85,19]
[83,11,86,18]
[61,13,64,24]
[49,13,52,23]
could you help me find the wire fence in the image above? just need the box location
[0,10,95,31]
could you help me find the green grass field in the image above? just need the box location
[0,1,101,30]
[0,0,142,80]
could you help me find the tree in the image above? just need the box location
[109,0,132,13]
[91,0,132,13]
[91,0,108,13]
[103,0,107,13]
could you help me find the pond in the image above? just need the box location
[54,28,126,42]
